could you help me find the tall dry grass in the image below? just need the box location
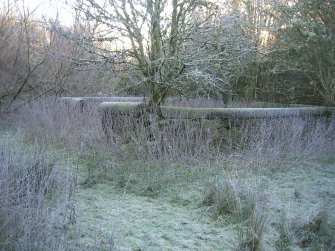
[104,107,335,168]
[11,97,108,155]
[235,116,335,171]
[1,97,334,249]
[107,114,220,161]
[10,97,335,168]
[0,132,75,250]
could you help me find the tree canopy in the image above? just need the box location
[1,0,334,113]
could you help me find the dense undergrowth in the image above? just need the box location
[1,97,334,250]
[0,131,76,250]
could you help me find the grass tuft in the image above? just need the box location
[202,174,266,223]
[236,206,268,251]
[294,210,335,249]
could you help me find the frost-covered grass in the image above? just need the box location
[0,131,76,250]
[1,97,334,250]
[67,159,335,250]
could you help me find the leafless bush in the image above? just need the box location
[0,2,56,112]
[0,132,74,250]
[0,0,112,114]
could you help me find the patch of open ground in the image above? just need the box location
[69,158,335,250]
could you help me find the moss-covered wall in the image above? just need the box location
[99,102,335,120]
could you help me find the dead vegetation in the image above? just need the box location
[0,97,334,250]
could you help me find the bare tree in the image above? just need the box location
[73,0,222,115]
[0,0,79,113]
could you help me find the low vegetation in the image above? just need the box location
[0,131,76,250]
[1,97,334,250]
[1,0,334,249]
